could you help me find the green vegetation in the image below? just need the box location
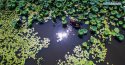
[116,33,124,41]
[0,0,125,65]
[62,16,67,25]
[90,26,97,32]
[78,28,88,36]
[0,11,50,65]
[114,28,120,33]
[58,36,107,65]
[123,24,125,29]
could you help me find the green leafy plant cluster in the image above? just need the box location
[0,11,50,65]
[78,28,88,35]
[0,0,125,30]
[0,0,125,65]
[58,36,107,65]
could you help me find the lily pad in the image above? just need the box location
[90,26,97,32]
[123,24,125,29]
[92,6,99,12]
[114,28,120,33]
[78,28,88,35]
[62,17,67,25]
[116,33,124,41]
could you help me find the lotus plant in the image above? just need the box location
[116,33,124,41]
[123,24,125,29]
[78,28,88,36]
[62,16,67,27]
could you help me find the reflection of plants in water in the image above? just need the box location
[0,12,50,65]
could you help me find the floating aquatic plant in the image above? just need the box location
[92,6,99,12]
[114,28,120,33]
[0,0,125,65]
[90,26,97,32]
[62,17,67,25]
[116,33,124,41]
[0,11,50,65]
[123,24,125,29]
[78,28,88,36]
[118,21,123,25]
[58,37,107,65]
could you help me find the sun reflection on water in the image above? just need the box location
[56,26,72,42]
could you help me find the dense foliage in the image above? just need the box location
[0,11,50,65]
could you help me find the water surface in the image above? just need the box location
[25,20,125,65]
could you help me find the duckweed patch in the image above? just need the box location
[58,36,107,65]
[0,11,50,65]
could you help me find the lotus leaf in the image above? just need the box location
[123,24,125,29]
[114,28,120,33]
[92,6,99,12]
[116,14,122,18]
[90,26,97,32]
[78,15,84,20]
[118,21,123,25]
[78,28,88,35]
[116,33,124,41]
[111,10,118,15]
[62,17,67,25]
[0,0,125,65]
[100,9,107,13]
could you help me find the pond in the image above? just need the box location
[25,19,125,65]
[1,0,125,65]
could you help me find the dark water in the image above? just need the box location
[25,20,125,65]
[98,28,125,65]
